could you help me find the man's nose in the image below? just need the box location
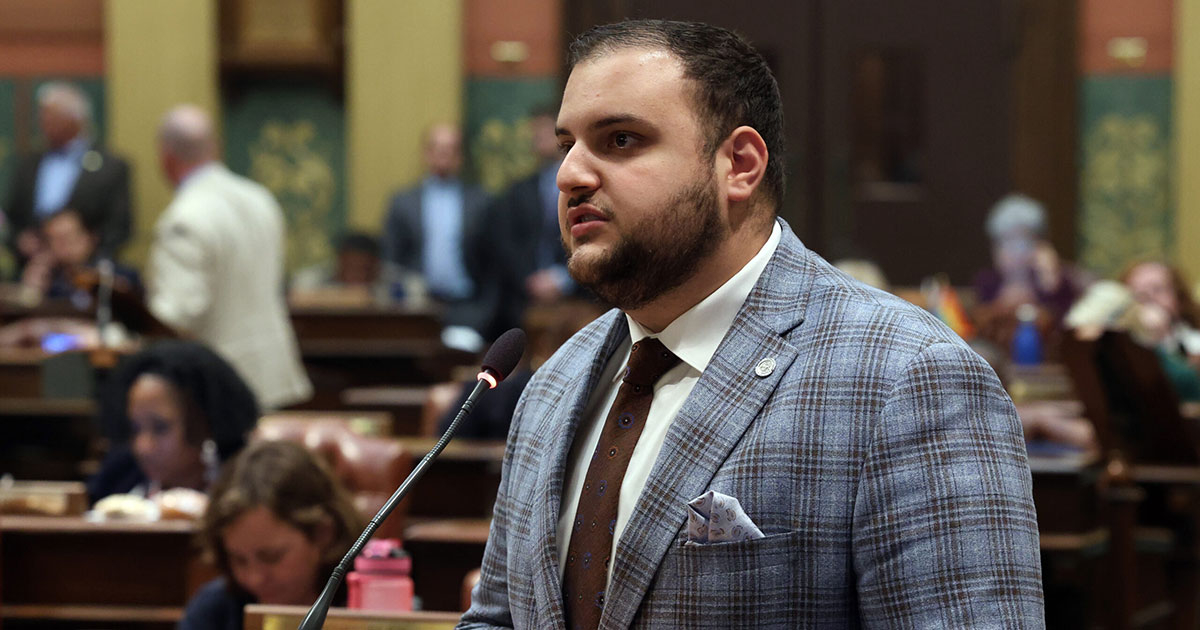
[556,144,599,195]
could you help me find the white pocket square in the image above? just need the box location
[686,490,764,543]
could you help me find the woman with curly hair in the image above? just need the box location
[87,340,260,503]
[180,440,363,630]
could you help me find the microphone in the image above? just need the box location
[297,328,526,630]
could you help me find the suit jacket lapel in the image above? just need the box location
[529,311,630,628]
[599,220,815,629]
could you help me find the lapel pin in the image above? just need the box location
[82,150,103,172]
[754,357,776,377]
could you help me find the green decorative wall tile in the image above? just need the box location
[1078,75,1173,277]
[0,79,16,214]
[224,84,346,275]
[466,77,559,194]
[0,79,14,278]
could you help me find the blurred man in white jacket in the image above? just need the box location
[147,105,311,410]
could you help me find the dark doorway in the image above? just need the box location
[564,0,1076,286]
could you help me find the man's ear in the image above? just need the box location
[724,126,768,204]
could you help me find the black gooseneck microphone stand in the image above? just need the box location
[297,328,525,630]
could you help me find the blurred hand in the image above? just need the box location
[20,250,53,294]
[16,229,43,258]
[1032,241,1063,293]
[526,269,564,304]
[995,282,1036,310]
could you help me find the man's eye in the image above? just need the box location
[613,132,632,148]
[557,142,573,155]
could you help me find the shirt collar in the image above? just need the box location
[424,175,461,191]
[178,161,219,191]
[52,136,90,158]
[625,220,782,374]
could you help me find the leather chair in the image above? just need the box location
[253,417,413,541]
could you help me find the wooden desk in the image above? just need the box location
[404,519,490,613]
[398,439,503,521]
[0,515,217,630]
[341,386,429,436]
[0,397,97,481]
[1028,449,1110,628]
[244,604,459,630]
[292,307,475,407]
[260,410,395,437]
[1006,362,1075,403]
[290,305,444,342]
[0,349,45,399]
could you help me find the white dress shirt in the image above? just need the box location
[556,221,782,585]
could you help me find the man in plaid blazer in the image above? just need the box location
[459,19,1043,629]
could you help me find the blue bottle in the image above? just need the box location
[1011,303,1043,365]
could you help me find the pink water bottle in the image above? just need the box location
[346,538,414,611]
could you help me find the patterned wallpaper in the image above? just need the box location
[1077,75,1173,277]
[224,84,345,275]
[466,77,560,195]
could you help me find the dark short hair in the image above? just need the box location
[568,19,786,208]
[43,207,98,236]
[337,232,380,257]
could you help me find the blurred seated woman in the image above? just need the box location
[972,194,1091,356]
[87,340,259,504]
[1066,279,1200,403]
[181,440,363,630]
[20,208,142,300]
[1122,260,1200,367]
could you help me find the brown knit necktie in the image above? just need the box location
[563,337,681,630]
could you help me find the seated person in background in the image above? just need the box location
[290,232,417,306]
[1122,260,1200,368]
[20,208,141,300]
[973,193,1091,356]
[181,440,363,630]
[4,81,133,266]
[1066,279,1200,403]
[87,340,260,504]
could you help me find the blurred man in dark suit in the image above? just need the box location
[489,104,588,334]
[382,123,495,340]
[3,81,132,264]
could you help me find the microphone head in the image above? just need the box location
[480,328,527,383]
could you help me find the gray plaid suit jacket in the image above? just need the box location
[459,220,1044,629]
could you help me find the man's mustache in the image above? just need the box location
[565,195,613,220]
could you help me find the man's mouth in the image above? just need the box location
[567,204,609,226]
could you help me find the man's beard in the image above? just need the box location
[564,171,726,311]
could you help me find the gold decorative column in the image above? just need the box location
[346,0,463,233]
[1176,0,1200,282]
[105,0,219,267]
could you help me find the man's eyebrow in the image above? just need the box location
[556,114,652,137]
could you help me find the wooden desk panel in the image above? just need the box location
[0,398,97,481]
[0,349,43,399]
[340,386,429,436]
[289,306,475,404]
[404,519,490,613]
[399,439,503,521]
[290,306,444,343]
[244,604,459,630]
[0,516,217,628]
